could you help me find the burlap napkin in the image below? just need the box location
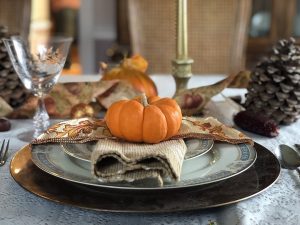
[32,116,253,186]
[91,139,186,186]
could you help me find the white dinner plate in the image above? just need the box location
[31,142,257,190]
[60,139,214,162]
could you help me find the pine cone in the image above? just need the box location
[244,37,300,124]
[0,25,29,108]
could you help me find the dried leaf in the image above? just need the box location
[97,80,141,109]
[8,80,121,118]
[174,72,239,116]
[0,97,13,117]
[228,71,251,88]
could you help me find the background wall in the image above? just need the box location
[79,0,117,74]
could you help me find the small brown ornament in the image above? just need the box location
[234,110,279,137]
[70,103,95,119]
[0,117,11,132]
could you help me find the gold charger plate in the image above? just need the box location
[10,143,280,213]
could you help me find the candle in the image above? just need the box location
[177,0,188,59]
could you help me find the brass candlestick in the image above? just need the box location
[172,0,193,94]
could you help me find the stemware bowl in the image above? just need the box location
[3,36,72,138]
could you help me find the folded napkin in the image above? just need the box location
[32,116,253,145]
[32,116,253,186]
[91,139,186,186]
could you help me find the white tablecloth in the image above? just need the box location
[0,75,299,225]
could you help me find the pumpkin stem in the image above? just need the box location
[141,93,149,106]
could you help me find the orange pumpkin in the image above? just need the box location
[122,54,148,73]
[101,55,157,97]
[105,94,182,143]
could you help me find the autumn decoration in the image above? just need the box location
[173,71,251,115]
[101,55,158,97]
[234,110,279,137]
[70,103,95,119]
[1,52,252,120]
[105,93,182,144]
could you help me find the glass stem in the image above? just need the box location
[33,96,50,138]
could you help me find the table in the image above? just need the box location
[1,75,300,225]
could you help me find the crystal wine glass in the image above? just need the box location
[3,36,72,138]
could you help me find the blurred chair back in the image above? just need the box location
[128,0,251,75]
[0,0,31,37]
